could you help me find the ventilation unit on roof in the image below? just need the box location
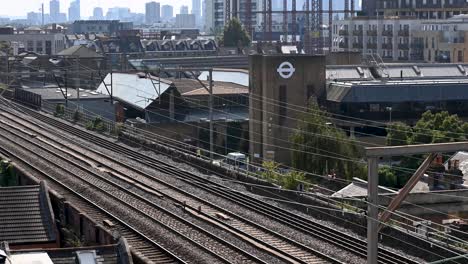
[356,67,365,77]
[412,65,421,76]
[457,64,466,75]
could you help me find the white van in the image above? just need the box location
[225,152,247,170]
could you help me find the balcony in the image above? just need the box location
[382,30,394,36]
[367,43,377,49]
[339,42,349,49]
[352,42,363,49]
[411,43,424,49]
[398,56,409,61]
[382,43,393,49]
[367,30,378,36]
[339,29,349,36]
[352,29,363,36]
[398,43,409,50]
[398,30,410,37]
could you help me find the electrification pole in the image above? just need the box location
[209,69,214,162]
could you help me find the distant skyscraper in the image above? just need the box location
[92,7,104,20]
[27,12,41,25]
[106,7,131,20]
[50,0,60,23]
[192,0,201,26]
[68,0,81,22]
[192,0,201,17]
[180,5,189,15]
[145,2,161,24]
[161,5,174,21]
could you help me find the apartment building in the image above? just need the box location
[333,17,422,61]
[363,0,468,18]
[333,14,468,63]
[204,0,257,33]
[415,16,468,63]
[0,32,66,55]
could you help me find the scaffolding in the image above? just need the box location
[225,0,353,55]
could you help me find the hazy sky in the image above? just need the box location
[2,0,192,18]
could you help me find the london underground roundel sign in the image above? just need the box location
[277,62,295,79]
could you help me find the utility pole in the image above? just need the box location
[76,57,80,110]
[209,69,214,162]
[366,157,378,264]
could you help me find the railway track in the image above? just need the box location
[0,118,268,264]
[0,111,337,264]
[0,142,183,264]
[1,101,422,264]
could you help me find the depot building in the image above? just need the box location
[249,54,326,165]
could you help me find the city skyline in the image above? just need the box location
[1,0,192,18]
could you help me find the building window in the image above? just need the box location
[27,40,34,52]
[458,50,463,62]
[279,85,287,125]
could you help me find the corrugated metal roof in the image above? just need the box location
[0,185,56,245]
[385,66,419,78]
[199,70,249,87]
[96,73,172,110]
[327,80,468,103]
[419,65,465,77]
[326,67,373,80]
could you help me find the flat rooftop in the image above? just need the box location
[24,87,110,101]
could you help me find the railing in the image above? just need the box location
[338,30,349,36]
[41,100,119,135]
[382,30,394,36]
[382,43,393,49]
[398,30,410,37]
[352,42,364,49]
[367,43,378,49]
[398,43,410,50]
[411,43,424,49]
[352,30,363,36]
[339,42,349,49]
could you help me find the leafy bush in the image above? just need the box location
[0,160,17,186]
[73,111,82,122]
[55,104,65,117]
[85,121,94,130]
[93,116,106,133]
[112,123,124,136]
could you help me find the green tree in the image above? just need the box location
[222,18,251,47]
[386,122,411,146]
[290,101,364,180]
[385,111,468,187]
[261,160,280,183]
[378,166,397,188]
[281,170,306,190]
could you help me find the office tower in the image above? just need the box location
[161,5,174,20]
[68,0,81,22]
[145,2,161,24]
[50,0,60,23]
[180,5,189,15]
[93,7,104,20]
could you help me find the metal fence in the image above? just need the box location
[41,100,119,135]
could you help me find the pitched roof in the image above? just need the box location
[57,45,103,58]
[0,182,57,245]
[96,73,173,110]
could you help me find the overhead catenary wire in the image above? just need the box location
[1,97,466,262]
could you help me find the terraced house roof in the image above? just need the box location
[0,182,57,247]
